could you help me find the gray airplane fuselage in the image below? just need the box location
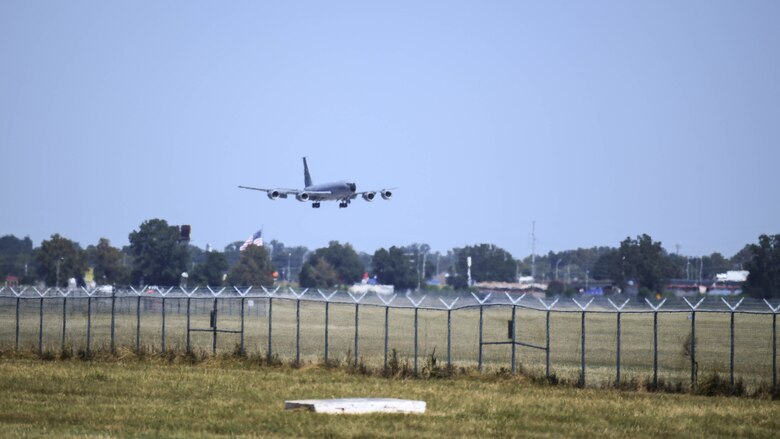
[304,181,357,201]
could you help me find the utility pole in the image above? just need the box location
[467,256,472,287]
[420,252,428,290]
[698,257,703,286]
[56,257,63,287]
[531,220,537,280]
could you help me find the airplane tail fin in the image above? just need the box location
[303,157,313,187]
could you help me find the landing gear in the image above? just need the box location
[312,202,321,209]
[338,199,351,208]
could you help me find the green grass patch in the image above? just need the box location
[0,355,778,438]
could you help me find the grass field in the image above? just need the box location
[0,355,778,438]
[0,295,776,391]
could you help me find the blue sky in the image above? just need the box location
[2,1,778,258]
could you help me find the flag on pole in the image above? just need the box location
[240,229,263,251]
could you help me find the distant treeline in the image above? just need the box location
[1,219,778,298]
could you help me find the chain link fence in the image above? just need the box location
[0,285,777,391]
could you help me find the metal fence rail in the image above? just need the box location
[0,286,777,391]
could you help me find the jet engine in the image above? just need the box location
[267,190,281,200]
[295,192,310,202]
[381,190,393,200]
[362,192,376,202]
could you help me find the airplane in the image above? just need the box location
[238,157,393,208]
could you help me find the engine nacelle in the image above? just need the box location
[381,190,393,200]
[362,192,376,202]
[295,192,310,202]
[267,190,281,200]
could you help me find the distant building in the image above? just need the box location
[475,281,547,298]
[715,271,749,283]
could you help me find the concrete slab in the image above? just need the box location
[284,398,426,414]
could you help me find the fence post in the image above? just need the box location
[356,302,362,367]
[608,299,630,387]
[15,297,20,351]
[39,296,44,355]
[439,297,459,370]
[539,298,558,380]
[261,286,280,362]
[86,295,92,356]
[240,297,245,355]
[414,308,419,374]
[580,311,585,385]
[384,306,390,370]
[296,299,301,366]
[181,287,200,355]
[290,288,308,367]
[161,296,166,353]
[10,287,25,352]
[349,292,367,368]
[479,306,483,372]
[762,299,780,393]
[691,311,696,387]
[62,296,67,352]
[233,286,250,355]
[471,293,491,373]
[573,298,594,387]
[379,294,397,373]
[110,290,116,354]
[730,310,734,386]
[722,298,743,388]
[645,298,666,389]
[325,301,330,363]
[186,297,191,353]
[267,297,273,360]
[684,298,704,389]
[212,297,218,355]
[546,309,551,378]
[774,312,778,393]
[407,293,426,376]
[33,288,49,355]
[511,306,517,373]
[505,293,525,374]
[319,289,337,365]
[447,309,452,368]
[136,295,141,353]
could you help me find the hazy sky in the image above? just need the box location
[2,1,779,258]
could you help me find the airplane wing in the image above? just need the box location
[351,188,396,201]
[238,185,333,200]
[238,185,299,198]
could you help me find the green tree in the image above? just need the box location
[448,244,516,290]
[701,252,731,280]
[303,241,364,285]
[128,219,190,286]
[744,234,780,299]
[35,234,87,287]
[0,235,35,284]
[730,245,754,271]
[191,251,229,286]
[372,246,417,289]
[227,245,274,286]
[593,234,679,292]
[299,256,340,288]
[223,241,244,268]
[90,238,130,285]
